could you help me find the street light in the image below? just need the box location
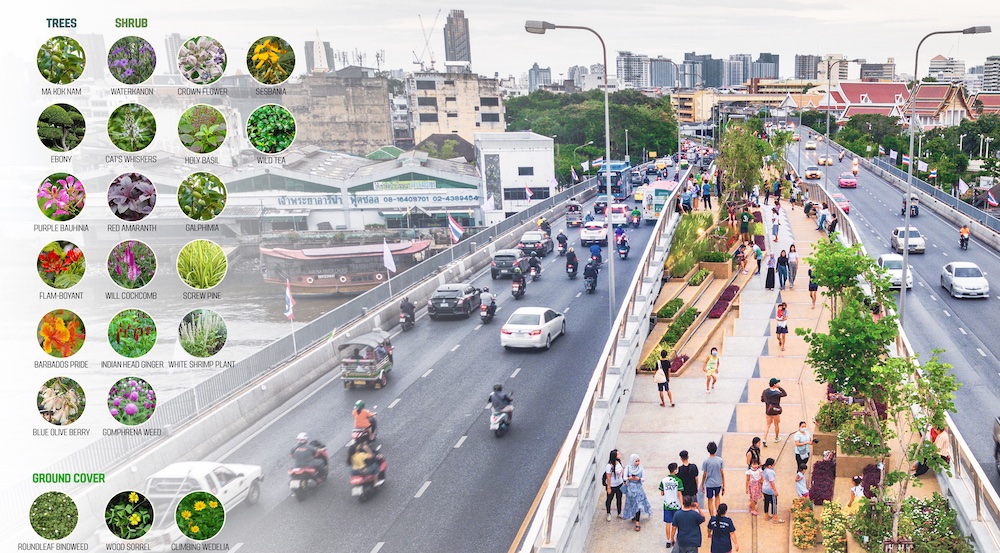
[573,140,594,177]
[823,57,865,188]
[625,128,629,163]
[526,19,618,325]
[899,25,991,329]
[959,133,967,153]
[987,137,995,159]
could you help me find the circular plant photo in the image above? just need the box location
[179,309,228,357]
[177,239,227,290]
[108,103,156,152]
[37,173,85,222]
[178,105,227,154]
[108,377,156,425]
[246,104,295,154]
[30,491,79,540]
[247,36,294,85]
[107,240,156,289]
[37,36,86,84]
[38,241,85,290]
[108,309,157,358]
[38,376,86,426]
[37,104,85,152]
[105,490,153,540]
[178,172,227,221]
[108,172,156,221]
[176,491,225,540]
[178,36,226,85]
[108,36,156,85]
[38,309,86,358]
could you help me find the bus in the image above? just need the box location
[641,180,680,223]
[596,161,634,202]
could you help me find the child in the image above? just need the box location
[795,462,810,498]
[847,475,864,514]
[704,348,720,393]
[659,463,684,547]
[761,458,784,523]
[745,459,763,516]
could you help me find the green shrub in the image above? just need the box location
[688,268,711,286]
[657,297,684,319]
[700,250,731,262]
[665,212,713,275]
[838,416,890,457]
[751,222,765,236]
[661,308,699,347]
[668,254,697,278]
[815,400,853,432]
[640,343,670,371]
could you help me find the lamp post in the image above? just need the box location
[574,140,594,176]
[899,25,991,331]
[987,137,995,159]
[959,133,967,153]
[823,57,865,188]
[526,19,617,324]
[625,128,629,163]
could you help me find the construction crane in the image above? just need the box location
[411,10,442,71]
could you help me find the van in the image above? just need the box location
[608,204,629,227]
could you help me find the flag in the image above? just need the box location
[917,160,928,172]
[959,178,969,195]
[902,154,911,166]
[593,157,604,168]
[989,190,999,207]
[581,160,589,171]
[878,145,886,156]
[382,238,396,274]
[571,166,579,182]
[525,186,534,199]
[929,169,937,179]
[283,279,295,320]
[889,149,898,161]
[447,213,464,244]
[480,194,495,212]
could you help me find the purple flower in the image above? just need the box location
[113,397,121,407]
[110,408,119,417]
[124,403,138,416]
[129,391,139,401]
[143,401,152,409]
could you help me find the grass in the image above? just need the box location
[176,240,227,289]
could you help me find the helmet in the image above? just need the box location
[514,266,522,274]
[297,432,308,442]
[354,400,365,411]
[530,252,538,258]
[568,247,574,253]
[482,286,489,293]
[493,384,503,392]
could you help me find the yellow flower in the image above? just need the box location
[181,510,192,520]
[190,525,200,534]
[193,500,206,511]
[128,491,139,504]
[208,500,218,509]
[129,513,141,526]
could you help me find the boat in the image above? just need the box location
[260,239,432,296]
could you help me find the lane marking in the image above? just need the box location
[978,348,988,357]
[474,323,483,331]
[415,481,432,498]
[918,282,925,287]
[511,367,522,378]
[943,310,951,317]
[563,307,570,313]
[454,435,467,449]
[421,369,433,378]
[231,544,243,553]
[450,344,461,352]
[388,398,401,409]
[371,544,385,553]
[930,295,937,301]
[576,292,582,297]
[959,327,967,335]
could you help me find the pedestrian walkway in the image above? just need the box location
[584,196,943,552]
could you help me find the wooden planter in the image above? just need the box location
[812,430,839,458]
[686,270,715,299]
[836,446,890,478]
[700,260,732,280]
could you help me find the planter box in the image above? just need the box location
[700,260,732,280]
[836,447,889,478]
[686,270,714,298]
[812,431,838,458]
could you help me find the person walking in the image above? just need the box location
[775,302,788,351]
[753,243,764,276]
[655,349,675,407]
[761,458,785,523]
[847,475,865,514]
[739,207,753,243]
[765,253,776,290]
[816,203,829,232]
[660,463,684,548]
[793,421,815,467]
[673,495,706,553]
[787,245,799,289]
[708,503,740,553]
[745,459,763,516]
[745,437,762,469]
[771,216,780,243]
[605,449,625,521]
[776,250,789,290]
[704,347,720,394]
[622,454,652,531]
[808,268,819,309]
[761,378,787,447]
[795,463,810,498]
[677,450,700,506]
[763,179,771,205]
[700,441,726,517]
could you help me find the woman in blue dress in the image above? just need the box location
[622,453,652,531]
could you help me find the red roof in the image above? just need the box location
[843,106,894,117]
[838,82,909,105]
[905,82,970,118]
[912,83,950,100]
[260,240,432,260]
[972,92,1000,111]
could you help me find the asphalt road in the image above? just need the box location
[788,143,1000,491]
[200,195,660,553]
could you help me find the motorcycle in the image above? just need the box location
[530,266,541,281]
[399,312,414,331]
[350,410,377,444]
[566,263,578,279]
[480,302,495,323]
[617,241,629,260]
[630,214,640,228]
[585,276,597,294]
[511,280,525,299]
[960,235,969,250]
[349,446,387,502]
[557,242,567,256]
[288,441,329,500]
[489,398,513,438]
[838,151,845,162]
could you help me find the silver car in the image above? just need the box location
[890,227,925,254]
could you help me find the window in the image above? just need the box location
[445,96,457,101]
[443,80,454,85]
[447,113,458,117]
[480,97,500,107]
[529,188,551,199]
[518,167,534,176]
[416,97,438,107]
[475,122,480,127]
[503,188,528,201]
[474,106,479,111]
[418,113,439,122]
[481,113,500,123]
[415,80,436,90]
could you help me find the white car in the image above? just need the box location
[941,262,990,298]
[877,253,912,289]
[500,307,567,350]
[890,227,926,254]
[608,204,629,227]
[580,220,609,247]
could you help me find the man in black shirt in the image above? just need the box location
[676,450,699,503]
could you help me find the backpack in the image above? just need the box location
[602,471,607,487]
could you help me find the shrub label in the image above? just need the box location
[255,88,285,96]
[34,360,88,368]
[182,292,222,299]
[107,224,156,232]
[110,88,154,95]
[102,428,162,436]
[39,292,83,300]
[16,542,90,549]
[177,88,229,96]
[186,224,220,232]
[105,155,157,163]
[32,427,89,436]
[105,292,158,300]
[184,157,219,164]
[255,156,285,164]
[40,88,82,95]
[168,360,234,368]
[99,360,163,368]
[34,224,89,232]
[50,155,72,163]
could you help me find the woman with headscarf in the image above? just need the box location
[765,253,777,291]
[622,453,652,531]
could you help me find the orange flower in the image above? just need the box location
[39,316,71,355]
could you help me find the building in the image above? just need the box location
[927,55,966,81]
[579,73,618,92]
[904,82,973,129]
[753,53,780,80]
[963,73,984,95]
[164,33,183,74]
[860,58,897,81]
[671,90,717,123]
[390,95,413,149]
[817,54,849,84]
[407,71,504,145]
[527,62,552,92]
[305,35,336,73]
[722,59,746,87]
[616,51,650,89]
[681,60,703,88]
[443,9,471,73]
[731,54,753,85]
[475,132,555,221]
[971,91,1000,117]
[567,65,589,87]
[984,56,1000,91]
[795,54,820,80]
[748,79,820,94]
[649,57,678,88]
[539,80,579,94]
[828,81,909,121]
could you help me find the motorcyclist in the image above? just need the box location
[589,243,602,264]
[488,384,514,423]
[631,206,641,220]
[480,286,496,316]
[539,218,552,235]
[352,400,377,442]
[566,247,579,272]
[291,432,328,479]
[838,150,845,162]
[399,296,415,323]
[617,231,630,251]
[960,223,971,246]
[556,230,568,250]
[583,258,599,285]
[584,212,594,223]
[528,252,542,276]
[614,225,625,240]
[512,266,527,292]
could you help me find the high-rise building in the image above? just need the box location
[616,51,650,88]
[730,54,753,85]
[305,34,335,73]
[794,54,820,80]
[723,59,745,87]
[567,65,589,86]
[407,71,505,144]
[860,58,897,81]
[590,63,605,76]
[443,9,471,72]
[164,33,183,74]
[928,55,966,81]
[528,62,552,92]
[816,54,849,83]
[753,53,780,80]
[649,57,678,88]
[984,56,1000,91]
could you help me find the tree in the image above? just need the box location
[37,104,84,152]
[716,126,768,202]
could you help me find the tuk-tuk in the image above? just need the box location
[566,199,583,227]
[339,329,393,389]
[901,196,919,217]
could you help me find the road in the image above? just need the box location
[198,195,660,553]
[788,143,1000,491]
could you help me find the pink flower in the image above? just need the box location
[113,397,121,407]
[129,391,139,401]
[110,408,119,417]
[124,403,138,416]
